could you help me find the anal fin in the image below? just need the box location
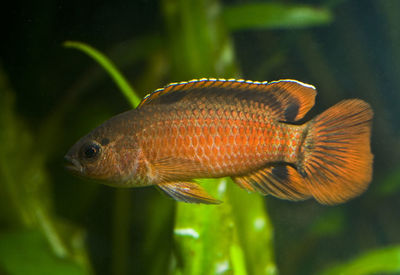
[158,182,221,204]
[232,165,311,201]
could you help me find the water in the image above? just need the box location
[0,0,399,274]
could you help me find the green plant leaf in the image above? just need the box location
[317,246,400,275]
[171,179,276,275]
[0,230,87,275]
[223,3,332,31]
[63,41,141,108]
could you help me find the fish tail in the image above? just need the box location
[298,99,373,204]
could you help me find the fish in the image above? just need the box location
[65,78,373,205]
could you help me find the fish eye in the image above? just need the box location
[80,142,101,161]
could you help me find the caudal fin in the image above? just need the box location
[298,99,373,204]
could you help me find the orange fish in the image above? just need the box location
[65,79,373,204]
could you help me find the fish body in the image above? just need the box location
[65,79,373,204]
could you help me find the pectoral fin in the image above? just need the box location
[152,157,202,181]
[158,182,221,204]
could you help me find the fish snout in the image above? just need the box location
[64,154,84,174]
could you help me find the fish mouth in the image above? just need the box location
[64,155,84,174]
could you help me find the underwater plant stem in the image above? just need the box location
[63,41,141,108]
[228,183,276,275]
[34,204,68,257]
[230,244,248,275]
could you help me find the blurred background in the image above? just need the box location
[1,0,400,274]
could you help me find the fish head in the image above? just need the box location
[65,117,141,185]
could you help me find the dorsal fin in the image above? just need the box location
[138,78,317,122]
[264,80,316,121]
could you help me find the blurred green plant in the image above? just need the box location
[0,67,91,274]
[0,230,86,275]
[318,246,400,275]
[223,3,332,31]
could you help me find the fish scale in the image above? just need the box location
[139,100,302,178]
